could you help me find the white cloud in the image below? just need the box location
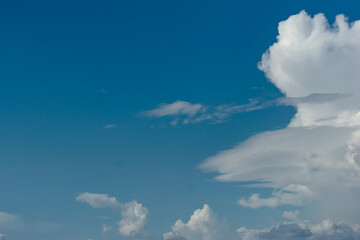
[200,11,360,222]
[163,204,237,240]
[258,10,360,128]
[282,210,300,220]
[143,99,262,125]
[76,192,120,208]
[163,204,360,240]
[103,124,116,129]
[118,201,149,238]
[76,193,149,238]
[144,100,205,118]
[238,184,312,208]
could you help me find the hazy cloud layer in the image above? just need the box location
[0,211,18,226]
[200,11,360,222]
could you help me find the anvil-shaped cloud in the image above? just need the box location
[200,11,360,222]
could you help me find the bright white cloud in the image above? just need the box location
[163,204,237,240]
[118,201,149,238]
[163,204,360,240]
[200,11,360,222]
[143,99,262,125]
[76,192,120,208]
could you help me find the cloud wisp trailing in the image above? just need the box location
[200,10,360,222]
[76,193,149,238]
[142,99,262,125]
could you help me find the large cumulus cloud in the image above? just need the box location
[163,204,360,240]
[163,204,237,240]
[200,10,360,222]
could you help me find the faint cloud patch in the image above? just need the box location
[103,124,116,129]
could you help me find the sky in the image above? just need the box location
[1,1,360,240]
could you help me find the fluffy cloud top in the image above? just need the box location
[76,193,149,238]
[163,204,360,240]
[75,192,120,208]
[118,201,149,237]
[163,204,236,240]
[258,10,360,128]
[200,11,360,222]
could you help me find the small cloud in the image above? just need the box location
[76,193,149,238]
[118,201,149,238]
[0,233,6,240]
[238,185,312,208]
[76,192,120,208]
[103,224,112,233]
[143,100,205,118]
[163,204,236,240]
[103,124,116,129]
[282,210,300,220]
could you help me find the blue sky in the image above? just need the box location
[2,1,360,240]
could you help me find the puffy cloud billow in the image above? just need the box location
[76,193,149,238]
[163,204,237,240]
[163,204,360,240]
[200,11,360,222]
[118,201,149,238]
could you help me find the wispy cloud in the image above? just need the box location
[142,99,263,125]
[103,124,116,129]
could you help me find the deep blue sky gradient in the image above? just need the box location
[1,1,360,239]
